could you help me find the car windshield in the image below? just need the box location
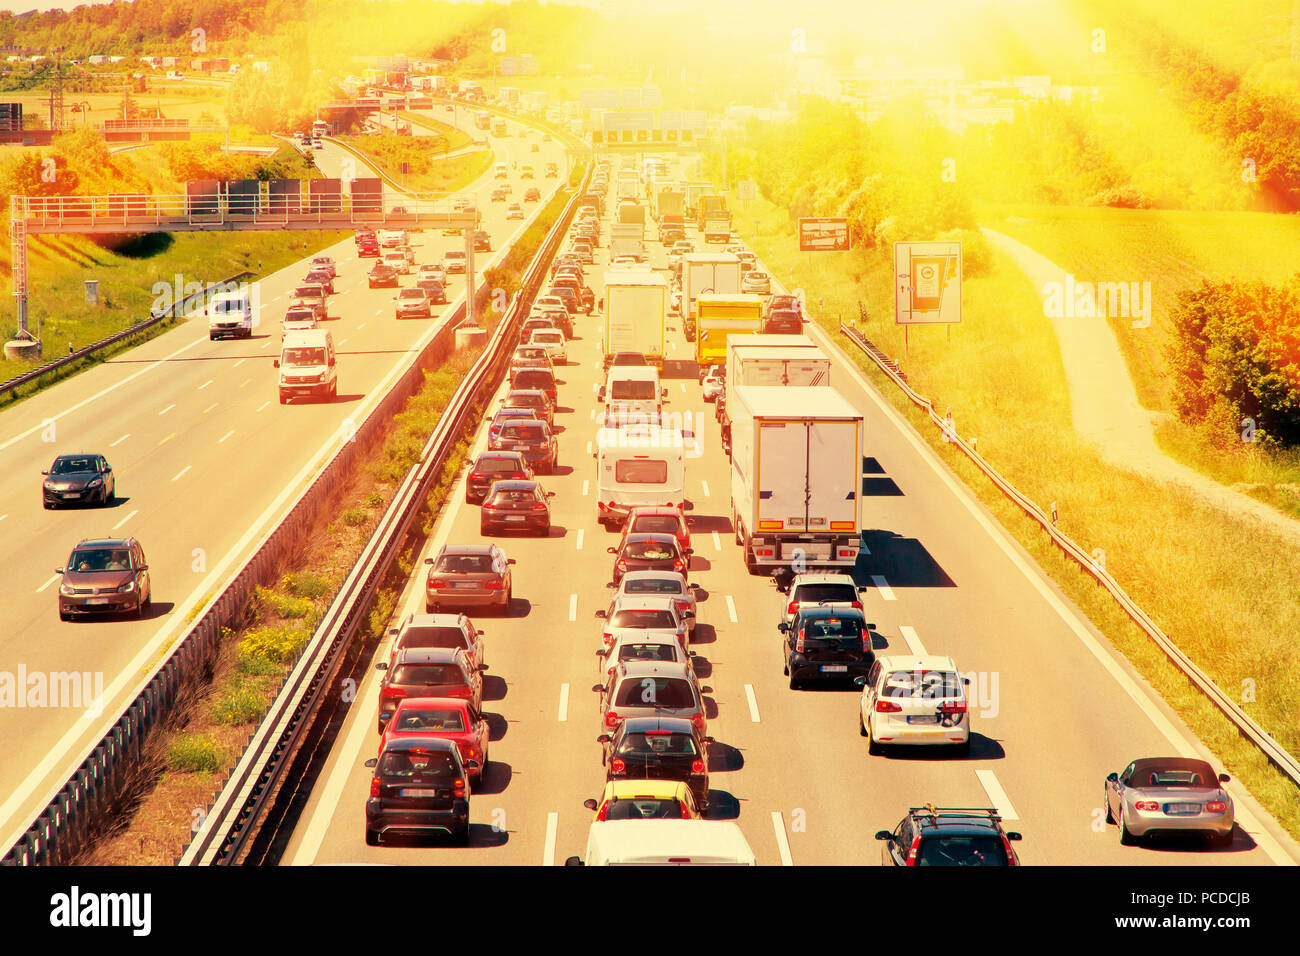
[611,609,677,629]
[399,626,467,651]
[618,643,678,664]
[389,664,464,686]
[283,347,326,366]
[916,835,1008,867]
[501,423,545,441]
[632,516,680,535]
[611,381,656,401]
[801,616,862,639]
[1134,759,1219,787]
[614,677,695,708]
[624,579,683,595]
[604,797,684,820]
[69,548,131,572]
[793,584,858,604]
[51,457,96,474]
[624,540,676,560]
[616,731,698,756]
[377,750,458,780]
[881,670,963,699]
[437,553,495,573]
[392,708,466,733]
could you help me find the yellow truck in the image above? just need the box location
[694,293,763,377]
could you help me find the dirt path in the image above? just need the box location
[982,227,1300,544]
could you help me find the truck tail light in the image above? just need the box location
[876,699,902,713]
[370,776,381,798]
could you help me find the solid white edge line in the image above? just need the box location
[543,812,558,866]
[558,683,569,722]
[725,595,738,623]
[744,684,761,722]
[870,574,895,601]
[975,769,1019,821]
[899,625,926,656]
[771,811,794,866]
[111,508,138,532]
[36,574,58,594]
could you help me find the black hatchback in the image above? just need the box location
[510,367,557,407]
[364,736,477,846]
[480,479,554,536]
[779,605,874,689]
[465,451,534,504]
[490,420,557,474]
[43,454,115,508]
[597,716,712,809]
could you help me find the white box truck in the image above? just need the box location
[609,223,647,262]
[603,270,666,367]
[729,385,862,574]
[724,336,829,409]
[680,253,741,340]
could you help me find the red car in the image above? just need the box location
[358,239,380,258]
[378,697,491,785]
[619,506,691,553]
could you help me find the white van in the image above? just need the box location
[594,424,685,527]
[494,163,508,179]
[207,289,254,340]
[599,366,667,420]
[565,820,756,866]
[274,329,337,404]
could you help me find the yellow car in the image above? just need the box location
[582,780,701,821]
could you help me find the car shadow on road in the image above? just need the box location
[688,653,712,679]
[551,465,576,477]
[689,556,711,573]
[502,597,532,618]
[1130,827,1254,854]
[701,790,740,820]
[327,393,366,404]
[481,675,508,702]
[708,741,744,773]
[543,523,569,539]
[875,733,1006,761]
[485,712,509,742]
[476,759,513,796]
[690,622,718,646]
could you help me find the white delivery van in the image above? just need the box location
[594,424,685,527]
[566,820,757,866]
[274,329,337,404]
[599,366,666,420]
[207,288,255,340]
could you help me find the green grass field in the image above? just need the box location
[735,199,1300,841]
[396,112,474,153]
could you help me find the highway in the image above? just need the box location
[0,109,569,851]
[282,156,1300,866]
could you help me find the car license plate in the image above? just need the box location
[907,715,938,724]
[400,788,439,798]
[1166,803,1200,815]
[452,582,476,589]
[86,598,108,605]
[514,445,529,451]
[505,516,525,522]
[63,493,79,499]
[820,665,848,673]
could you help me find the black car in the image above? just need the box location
[369,263,399,288]
[761,310,803,335]
[510,367,557,407]
[43,454,115,508]
[364,737,476,846]
[608,533,691,586]
[764,294,801,318]
[417,278,448,304]
[876,806,1023,866]
[488,407,540,445]
[480,479,554,536]
[473,230,492,252]
[490,420,557,474]
[779,605,874,689]
[549,282,589,315]
[596,716,712,809]
[466,451,535,504]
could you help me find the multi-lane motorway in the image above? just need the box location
[281,167,1300,866]
[0,108,566,851]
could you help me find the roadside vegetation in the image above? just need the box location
[334,131,490,194]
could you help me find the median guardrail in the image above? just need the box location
[836,319,1300,791]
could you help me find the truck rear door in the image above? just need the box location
[756,421,810,531]
[807,419,860,531]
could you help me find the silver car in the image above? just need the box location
[779,572,865,630]
[1104,757,1234,847]
[593,660,707,736]
[606,571,698,640]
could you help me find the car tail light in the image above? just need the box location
[690,713,704,731]
[1003,837,1019,865]
[616,559,628,572]
[452,778,466,799]
[596,804,609,821]
[428,580,448,589]
[532,502,548,510]
[691,758,704,774]
[610,757,626,775]
[862,635,872,654]
[876,699,902,713]
[602,631,613,647]
[795,631,806,653]
[1135,801,1159,812]
[673,558,685,572]
[1206,800,1227,812]
[939,700,967,716]
[605,711,620,728]
[906,835,921,866]
[851,600,863,611]
[384,688,407,702]
[469,473,484,482]
[787,601,798,616]
[370,776,381,798]
[485,580,504,590]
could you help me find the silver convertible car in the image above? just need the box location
[1105,757,1234,847]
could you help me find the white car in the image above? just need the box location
[419,263,446,283]
[610,255,639,267]
[595,594,689,653]
[382,250,410,275]
[528,328,567,364]
[378,229,406,248]
[779,571,864,630]
[856,655,970,754]
[507,202,525,220]
[607,570,698,640]
[281,307,318,336]
[701,367,724,403]
[741,271,770,294]
[310,255,337,279]
[596,631,694,682]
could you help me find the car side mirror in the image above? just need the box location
[777,622,789,632]
[606,547,617,554]
[388,628,399,636]
[41,470,48,476]
[364,758,377,768]
[701,686,713,694]
[375,662,389,670]
[1006,832,1023,841]
[582,798,599,812]
[962,677,971,685]
[688,582,699,589]
[596,734,611,744]
[379,712,392,722]
[853,676,867,687]
[866,622,875,631]
[465,759,480,770]
[594,610,606,619]
[547,491,556,497]
[55,568,64,575]
[683,548,693,555]
[1219,773,1230,783]
[591,684,604,693]
[424,557,434,564]
[596,648,608,658]
[1106,772,1119,782]
[874,830,893,841]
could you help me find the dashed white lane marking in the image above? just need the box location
[712,531,721,551]
[543,812,558,866]
[261,341,272,350]
[899,625,926,656]
[586,441,592,455]
[340,338,348,346]
[172,465,191,482]
[233,359,245,368]
[976,770,1019,821]
[111,508,138,531]
[218,429,235,444]
[257,401,270,412]
[725,595,738,623]
[36,574,58,594]
[576,528,584,550]
[568,594,577,622]
[771,812,794,866]
[558,684,569,722]
[358,322,367,330]
[158,403,175,416]
[203,403,218,414]
[589,409,595,420]
[110,433,129,447]
[870,574,895,601]
[680,383,686,392]
[745,684,761,722]
[198,379,212,390]
[701,479,710,497]
[0,514,6,523]
[582,479,589,496]
[158,432,176,446]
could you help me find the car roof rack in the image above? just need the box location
[908,805,1002,823]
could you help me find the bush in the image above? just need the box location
[255,585,313,619]
[213,682,267,726]
[1086,185,1153,209]
[934,228,993,278]
[167,734,221,773]
[281,571,331,600]
[341,507,369,527]
[237,623,309,668]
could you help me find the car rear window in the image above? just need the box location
[624,579,683,595]
[614,460,668,484]
[501,423,546,441]
[801,616,863,639]
[477,458,523,475]
[507,394,544,408]
[882,670,963,699]
[532,331,563,342]
[624,539,677,560]
[437,552,496,572]
[515,371,554,388]
[390,664,464,686]
[611,609,677,629]
[792,584,858,604]
[614,677,695,709]
[603,798,684,820]
[616,731,698,756]
[398,626,467,651]
[916,835,1007,867]
[610,381,656,401]
[617,643,679,665]
[392,708,466,732]
[491,488,539,504]
[377,750,458,780]
[631,515,681,535]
